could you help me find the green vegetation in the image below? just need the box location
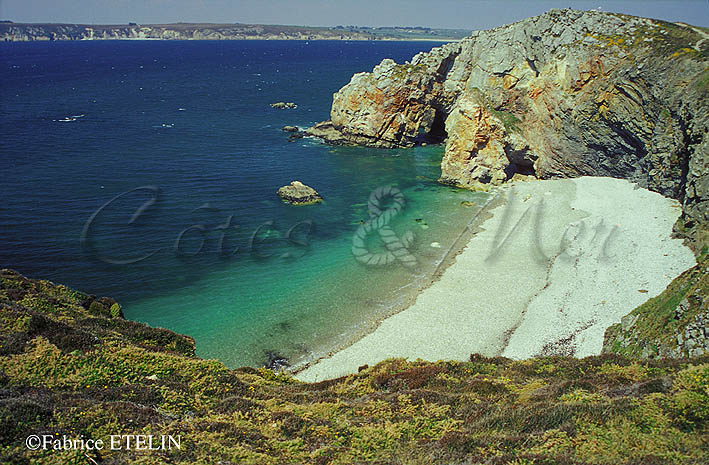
[470,87,523,133]
[587,17,706,61]
[489,108,522,133]
[697,68,709,92]
[1,269,707,464]
[390,63,428,80]
[604,252,708,359]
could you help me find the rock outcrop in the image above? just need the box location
[271,102,297,110]
[603,252,708,358]
[277,181,323,205]
[309,9,708,248]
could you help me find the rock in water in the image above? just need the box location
[306,9,709,248]
[288,132,304,142]
[270,102,297,109]
[277,181,323,205]
[304,121,349,145]
[282,125,299,132]
[264,351,290,371]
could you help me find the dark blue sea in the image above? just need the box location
[0,40,486,367]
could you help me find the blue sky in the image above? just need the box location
[1,0,707,28]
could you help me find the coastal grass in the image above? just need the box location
[1,269,708,464]
[697,68,709,92]
[582,14,707,62]
[603,252,708,359]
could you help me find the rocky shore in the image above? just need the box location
[307,8,708,251]
[297,8,708,382]
[2,9,709,464]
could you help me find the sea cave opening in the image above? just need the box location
[416,108,448,145]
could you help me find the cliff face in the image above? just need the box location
[0,23,378,41]
[0,23,470,42]
[308,9,708,247]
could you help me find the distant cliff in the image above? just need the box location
[0,22,469,42]
[307,9,708,250]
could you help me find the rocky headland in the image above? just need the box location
[2,9,708,464]
[299,8,709,378]
[307,8,708,251]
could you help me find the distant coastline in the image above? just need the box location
[0,22,471,42]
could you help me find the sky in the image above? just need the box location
[1,0,707,29]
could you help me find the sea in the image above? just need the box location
[0,40,488,368]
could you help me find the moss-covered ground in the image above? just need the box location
[603,251,708,358]
[1,268,707,464]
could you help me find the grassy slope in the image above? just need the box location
[603,250,708,358]
[1,269,707,464]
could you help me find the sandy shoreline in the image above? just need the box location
[288,189,501,375]
[296,177,696,382]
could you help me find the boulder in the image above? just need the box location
[277,181,323,205]
[288,132,304,142]
[282,125,299,132]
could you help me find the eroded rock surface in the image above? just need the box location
[309,9,708,245]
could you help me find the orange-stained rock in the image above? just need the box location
[307,9,708,243]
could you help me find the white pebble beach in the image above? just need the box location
[296,177,697,382]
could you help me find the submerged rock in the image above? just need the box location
[282,126,305,142]
[277,181,323,205]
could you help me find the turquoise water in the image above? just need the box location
[0,40,487,367]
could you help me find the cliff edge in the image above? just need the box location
[307,9,708,250]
